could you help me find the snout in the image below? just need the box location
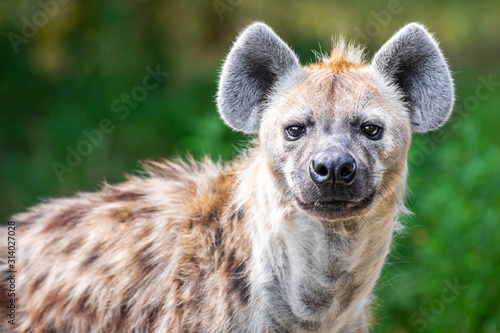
[294,149,375,220]
[309,151,357,186]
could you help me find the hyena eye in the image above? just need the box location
[361,124,383,140]
[285,125,306,140]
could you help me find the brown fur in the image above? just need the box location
[4,158,257,332]
[308,47,367,71]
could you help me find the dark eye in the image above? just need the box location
[361,124,383,140]
[285,125,306,140]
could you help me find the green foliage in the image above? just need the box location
[1,0,498,331]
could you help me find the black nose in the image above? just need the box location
[309,152,357,186]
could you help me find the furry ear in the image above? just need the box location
[217,22,301,133]
[372,23,454,132]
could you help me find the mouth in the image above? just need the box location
[293,190,377,220]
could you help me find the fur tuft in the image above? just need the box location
[309,37,367,71]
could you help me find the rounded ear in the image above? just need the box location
[372,23,454,132]
[217,22,301,133]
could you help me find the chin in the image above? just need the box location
[292,190,378,222]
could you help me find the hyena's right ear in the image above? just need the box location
[217,22,301,133]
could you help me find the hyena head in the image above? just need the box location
[218,22,453,221]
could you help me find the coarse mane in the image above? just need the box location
[308,38,367,71]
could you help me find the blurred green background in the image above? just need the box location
[1,0,499,331]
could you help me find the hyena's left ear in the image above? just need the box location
[217,22,301,133]
[372,23,454,132]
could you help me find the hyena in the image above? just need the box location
[1,22,453,332]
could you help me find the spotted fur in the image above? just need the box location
[1,22,453,332]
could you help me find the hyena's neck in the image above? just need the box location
[235,148,406,331]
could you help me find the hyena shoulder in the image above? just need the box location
[5,158,252,332]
